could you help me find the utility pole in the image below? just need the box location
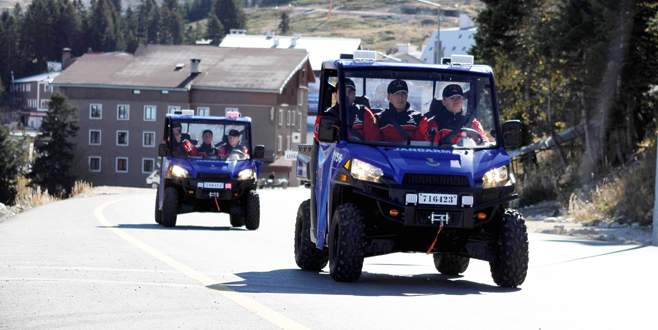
[415,0,442,64]
[652,132,658,245]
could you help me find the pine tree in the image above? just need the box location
[278,11,290,34]
[0,124,22,205]
[214,0,245,33]
[89,0,120,51]
[206,13,224,45]
[29,93,79,196]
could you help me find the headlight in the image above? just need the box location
[350,159,383,183]
[167,165,188,178]
[482,165,512,189]
[238,169,255,181]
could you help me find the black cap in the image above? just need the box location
[202,129,213,136]
[387,79,408,95]
[228,129,241,137]
[343,78,356,90]
[442,84,464,98]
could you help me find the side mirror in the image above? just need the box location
[502,120,523,149]
[253,145,265,159]
[158,143,169,157]
[318,115,339,143]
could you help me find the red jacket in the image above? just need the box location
[362,104,427,143]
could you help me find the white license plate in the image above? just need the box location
[418,193,458,206]
[200,182,224,189]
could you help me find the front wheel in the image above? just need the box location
[230,214,244,228]
[433,253,469,275]
[328,203,365,282]
[294,199,328,271]
[154,188,162,224]
[489,209,529,288]
[160,187,179,227]
[244,190,260,230]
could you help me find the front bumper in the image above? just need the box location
[340,178,516,229]
[170,177,256,201]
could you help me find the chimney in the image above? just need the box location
[290,34,301,48]
[190,58,201,74]
[62,48,72,70]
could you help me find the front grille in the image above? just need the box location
[197,173,230,181]
[403,174,469,187]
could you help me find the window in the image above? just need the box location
[277,135,282,152]
[89,130,101,146]
[26,84,31,92]
[291,110,296,127]
[115,157,128,173]
[142,158,155,174]
[144,105,156,121]
[116,130,129,146]
[117,104,130,120]
[142,131,155,147]
[286,135,291,151]
[88,156,101,173]
[298,112,302,128]
[197,107,209,116]
[90,104,102,119]
[287,110,291,127]
[39,99,50,110]
[270,107,274,121]
[168,105,181,114]
[278,109,284,126]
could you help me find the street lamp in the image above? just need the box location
[415,0,442,64]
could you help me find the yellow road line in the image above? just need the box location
[95,200,307,330]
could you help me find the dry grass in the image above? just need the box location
[568,137,656,224]
[71,180,93,197]
[14,177,57,209]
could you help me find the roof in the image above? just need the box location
[13,72,60,84]
[54,45,314,94]
[420,26,477,63]
[327,59,493,75]
[219,34,361,71]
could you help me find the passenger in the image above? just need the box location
[217,129,249,159]
[197,129,216,156]
[313,78,372,141]
[362,79,426,143]
[421,84,491,145]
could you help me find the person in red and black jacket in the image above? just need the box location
[420,84,492,145]
[362,79,426,143]
[313,78,369,141]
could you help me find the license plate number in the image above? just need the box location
[199,182,224,189]
[418,193,458,205]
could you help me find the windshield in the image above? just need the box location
[338,70,498,149]
[168,119,251,160]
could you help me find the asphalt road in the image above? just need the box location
[1,187,657,329]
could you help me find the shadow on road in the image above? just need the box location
[98,224,245,231]
[209,268,518,297]
[543,238,642,246]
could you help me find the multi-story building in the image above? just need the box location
[53,45,314,187]
[10,71,60,129]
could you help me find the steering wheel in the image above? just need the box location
[457,127,485,145]
[227,149,248,161]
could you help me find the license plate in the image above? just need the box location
[199,182,224,189]
[418,193,458,205]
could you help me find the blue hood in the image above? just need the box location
[337,143,511,186]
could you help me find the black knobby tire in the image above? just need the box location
[329,203,365,282]
[433,253,470,275]
[244,190,260,230]
[230,214,245,228]
[489,209,529,288]
[161,187,179,227]
[294,200,328,271]
[154,188,162,224]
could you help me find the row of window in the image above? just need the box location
[88,104,211,121]
[276,133,302,152]
[14,83,31,93]
[88,156,155,174]
[278,108,303,128]
[88,130,155,147]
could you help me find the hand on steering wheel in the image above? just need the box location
[458,127,485,145]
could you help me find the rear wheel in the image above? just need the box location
[160,187,178,227]
[230,214,244,227]
[329,203,365,282]
[294,200,328,271]
[433,253,470,275]
[244,190,260,230]
[489,209,529,288]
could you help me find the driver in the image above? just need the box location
[217,129,249,159]
[169,122,193,156]
[197,129,216,156]
[422,84,491,145]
